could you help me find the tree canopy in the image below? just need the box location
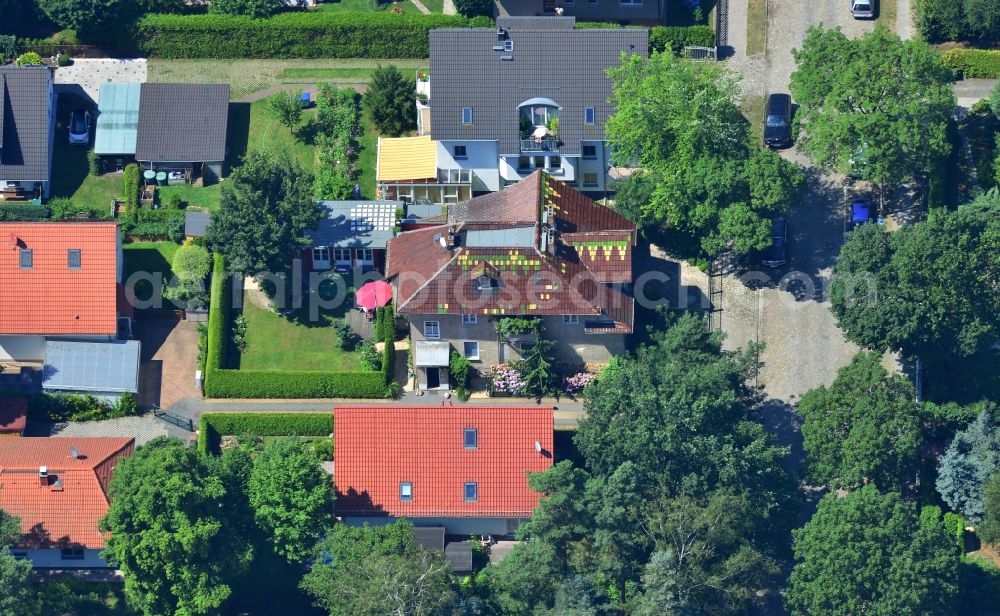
[100,437,254,616]
[789,25,955,196]
[798,352,922,491]
[207,148,322,278]
[829,189,1000,360]
[936,409,1000,522]
[365,65,418,137]
[787,486,960,616]
[606,52,804,257]
[979,472,1000,545]
[36,0,140,40]
[247,438,335,563]
[300,521,455,616]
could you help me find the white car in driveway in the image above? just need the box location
[851,0,874,18]
[68,109,91,145]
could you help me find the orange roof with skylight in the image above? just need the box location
[0,222,119,335]
[334,405,553,518]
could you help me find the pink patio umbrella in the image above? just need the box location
[356,280,393,312]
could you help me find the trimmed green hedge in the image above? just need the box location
[137,12,494,59]
[202,254,393,399]
[649,25,716,54]
[198,412,332,454]
[0,203,49,221]
[206,368,389,398]
[941,49,1000,79]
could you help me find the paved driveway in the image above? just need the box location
[135,317,202,410]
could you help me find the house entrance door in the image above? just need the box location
[426,368,440,389]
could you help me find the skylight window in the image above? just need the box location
[464,427,478,448]
[464,482,478,502]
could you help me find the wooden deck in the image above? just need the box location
[346,308,375,340]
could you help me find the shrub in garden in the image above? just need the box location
[232,314,248,352]
[0,35,17,64]
[450,351,471,399]
[454,0,491,18]
[56,53,71,66]
[87,149,101,176]
[365,65,416,137]
[124,163,140,224]
[331,318,359,351]
[14,52,42,66]
[648,25,716,54]
[211,0,284,18]
[129,209,184,241]
[269,90,304,130]
[164,240,211,309]
[358,339,381,371]
[488,363,527,396]
[314,84,359,200]
[564,371,596,395]
[940,49,1000,79]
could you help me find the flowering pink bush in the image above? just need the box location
[564,371,596,394]
[488,363,528,396]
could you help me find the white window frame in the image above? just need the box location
[313,247,330,263]
[453,145,467,159]
[463,340,480,360]
[356,248,374,263]
[424,321,440,339]
[563,315,580,325]
[333,248,352,264]
[584,107,596,124]
[400,482,413,501]
[462,107,473,124]
[462,314,478,325]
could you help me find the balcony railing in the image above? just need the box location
[520,137,560,153]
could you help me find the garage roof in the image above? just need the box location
[94,83,140,155]
[135,83,229,163]
[42,340,140,394]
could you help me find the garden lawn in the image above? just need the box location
[50,94,118,218]
[247,94,316,172]
[148,59,427,99]
[239,292,361,372]
[123,241,180,308]
[317,0,423,13]
[356,114,380,198]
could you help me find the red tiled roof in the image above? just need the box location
[387,174,636,330]
[0,397,27,434]
[0,223,120,335]
[334,406,553,518]
[0,437,134,549]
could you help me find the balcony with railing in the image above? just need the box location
[518,98,561,155]
[520,137,560,153]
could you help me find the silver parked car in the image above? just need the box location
[68,109,91,145]
[851,0,874,18]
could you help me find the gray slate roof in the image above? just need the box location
[0,67,52,182]
[135,83,229,163]
[429,20,647,156]
[185,211,211,237]
[42,340,141,395]
[308,200,402,249]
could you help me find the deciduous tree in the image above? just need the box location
[790,26,955,204]
[365,65,417,137]
[830,190,1000,360]
[248,438,335,563]
[268,90,304,130]
[36,0,140,41]
[606,52,804,257]
[207,148,322,277]
[798,352,922,491]
[978,472,1000,545]
[788,486,960,616]
[100,437,253,616]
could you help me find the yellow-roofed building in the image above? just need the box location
[377,136,473,206]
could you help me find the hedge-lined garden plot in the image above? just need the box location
[198,412,333,454]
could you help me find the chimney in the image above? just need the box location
[38,465,48,487]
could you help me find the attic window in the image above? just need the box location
[477,275,494,292]
[67,249,81,269]
[503,40,514,52]
[60,548,85,560]
[19,249,31,269]
[464,482,478,502]
[464,427,478,448]
[462,107,473,125]
[400,482,413,501]
[584,107,596,125]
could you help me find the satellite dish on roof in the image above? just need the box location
[69,446,79,459]
[534,441,542,453]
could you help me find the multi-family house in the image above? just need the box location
[423,17,647,195]
[385,170,635,391]
[334,405,553,537]
[0,66,56,201]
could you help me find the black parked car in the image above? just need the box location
[761,217,788,268]
[764,93,793,148]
